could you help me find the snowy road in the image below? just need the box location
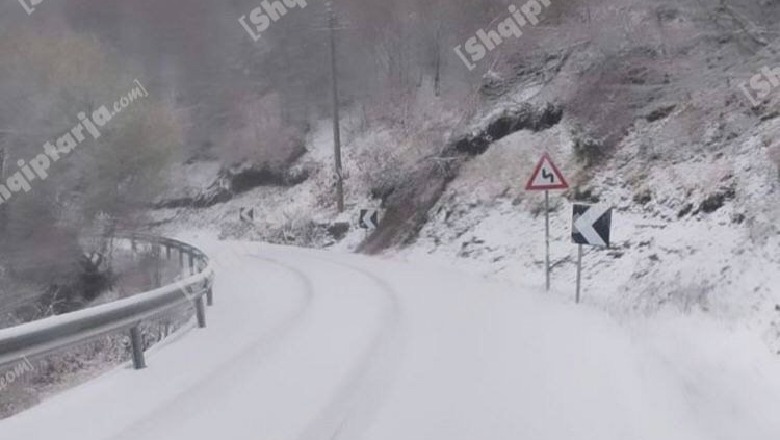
[2,240,780,439]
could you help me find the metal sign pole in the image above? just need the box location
[575,244,583,304]
[526,153,569,292]
[545,190,550,291]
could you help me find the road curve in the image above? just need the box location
[0,241,403,440]
[4,240,779,440]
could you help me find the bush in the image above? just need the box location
[571,124,606,167]
[217,94,305,169]
[0,27,182,238]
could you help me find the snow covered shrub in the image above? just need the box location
[218,94,305,169]
[263,211,327,248]
[571,123,606,167]
[455,139,530,202]
[354,87,475,205]
[354,132,409,202]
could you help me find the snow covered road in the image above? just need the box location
[1,240,780,439]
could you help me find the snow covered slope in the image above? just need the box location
[2,239,780,439]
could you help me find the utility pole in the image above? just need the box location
[327,0,344,212]
[434,25,442,97]
[0,147,7,234]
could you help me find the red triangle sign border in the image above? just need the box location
[525,152,569,191]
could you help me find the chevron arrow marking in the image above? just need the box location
[574,205,610,246]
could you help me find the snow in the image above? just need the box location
[22,47,777,437]
[397,95,780,336]
[3,239,780,439]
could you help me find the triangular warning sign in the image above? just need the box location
[525,153,569,190]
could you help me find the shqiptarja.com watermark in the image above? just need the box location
[454,0,552,71]
[739,65,780,107]
[0,79,149,207]
[0,357,34,393]
[239,0,308,42]
[17,0,44,16]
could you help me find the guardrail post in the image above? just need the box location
[206,287,214,306]
[195,295,207,328]
[129,325,146,369]
[152,244,162,288]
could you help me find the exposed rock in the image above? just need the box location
[451,103,563,156]
[327,222,350,240]
[156,165,309,210]
[572,187,601,204]
[155,179,232,209]
[633,188,653,205]
[700,184,736,214]
[229,165,309,194]
[645,104,676,122]
[678,203,694,217]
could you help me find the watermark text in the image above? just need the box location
[239,0,308,42]
[0,358,34,393]
[454,0,552,71]
[739,65,780,107]
[0,79,149,207]
[17,0,44,16]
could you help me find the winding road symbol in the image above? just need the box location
[526,153,569,191]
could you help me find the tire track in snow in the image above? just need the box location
[106,256,315,440]
[203,256,316,374]
[289,254,404,440]
[107,249,401,440]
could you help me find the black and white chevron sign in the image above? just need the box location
[239,207,255,223]
[359,209,380,230]
[572,204,612,247]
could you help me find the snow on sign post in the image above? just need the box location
[571,203,613,304]
[525,153,569,292]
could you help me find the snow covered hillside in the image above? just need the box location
[150,9,780,356]
[152,90,779,355]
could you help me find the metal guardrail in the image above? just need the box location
[0,233,215,370]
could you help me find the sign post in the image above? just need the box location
[575,243,583,303]
[545,190,550,290]
[526,153,569,291]
[571,203,613,303]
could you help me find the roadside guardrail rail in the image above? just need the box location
[0,233,215,370]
